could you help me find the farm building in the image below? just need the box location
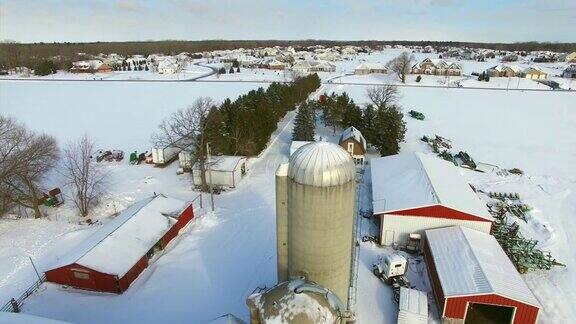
[354,62,387,75]
[371,152,493,246]
[523,66,548,79]
[45,195,194,293]
[339,126,366,164]
[192,155,247,188]
[424,226,540,324]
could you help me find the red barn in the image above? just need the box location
[371,152,493,246]
[424,226,540,324]
[45,194,194,293]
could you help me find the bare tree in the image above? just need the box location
[386,52,414,83]
[366,84,400,109]
[61,135,108,217]
[0,115,59,218]
[152,97,215,192]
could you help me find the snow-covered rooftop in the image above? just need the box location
[370,152,492,221]
[426,226,540,308]
[193,155,246,172]
[49,195,189,277]
[339,126,367,151]
[398,287,428,324]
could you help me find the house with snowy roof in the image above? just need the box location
[424,226,540,324]
[339,126,366,164]
[562,64,576,79]
[370,152,493,246]
[523,66,548,80]
[411,58,462,76]
[45,194,194,293]
[354,62,387,75]
[157,57,181,74]
[486,64,523,77]
[70,60,112,73]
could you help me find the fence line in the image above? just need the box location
[1,274,46,313]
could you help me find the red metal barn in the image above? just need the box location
[45,194,194,293]
[424,226,540,324]
[370,152,493,246]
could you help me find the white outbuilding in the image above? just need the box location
[192,155,247,188]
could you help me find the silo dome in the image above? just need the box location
[246,278,346,324]
[288,142,355,187]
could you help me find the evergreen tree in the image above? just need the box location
[416,75,422,82]
[145,65,149,71]
[292,102,315,141]
[236,66,240,73]
[229,66,234,74]
[33,60,56,76]
[370,106,406,156]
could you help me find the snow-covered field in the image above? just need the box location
[1,69,575,323]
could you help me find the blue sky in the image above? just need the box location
[0,0,574,43]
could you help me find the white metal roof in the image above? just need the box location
[288,141,355,187]
[397,287,428,324]
[193,155,246,172]
[339,126,367,151]
[425,226,540,308]
[371,152,492,221]
[50,195,189,277]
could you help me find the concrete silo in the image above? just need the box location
[276,141,356,307]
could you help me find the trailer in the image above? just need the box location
[151,137,193,165]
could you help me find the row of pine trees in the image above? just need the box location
[205,73,321,156]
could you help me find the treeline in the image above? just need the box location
[2,39,575,70]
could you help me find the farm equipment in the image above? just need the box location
[405,233,422,254]
[455,151,477,169]
[373,253,412,303]
[95,149,124,162]
[39,188,64,207]
[409,110,425,120]
[488,206,564,273]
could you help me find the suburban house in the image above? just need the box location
[292,60,336,74]
[354,62,387,75]
[411,58,462,76]
[370,152,493,246]
[566,52,576,63]
[264,59,286,70]
[192,155,248,188]
[523,66,548,80]
[70,60,112,73]
[562,64,576,79]
[45,195,194,293]
[425,226,540,324]
[157,58,181,74]
[486,64,523,77]
[338,126,367,164]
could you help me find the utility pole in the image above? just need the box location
[206,142,215,211]
[29,256,42,282]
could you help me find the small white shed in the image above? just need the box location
[398,287,428,324]
[192,155,247,188]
